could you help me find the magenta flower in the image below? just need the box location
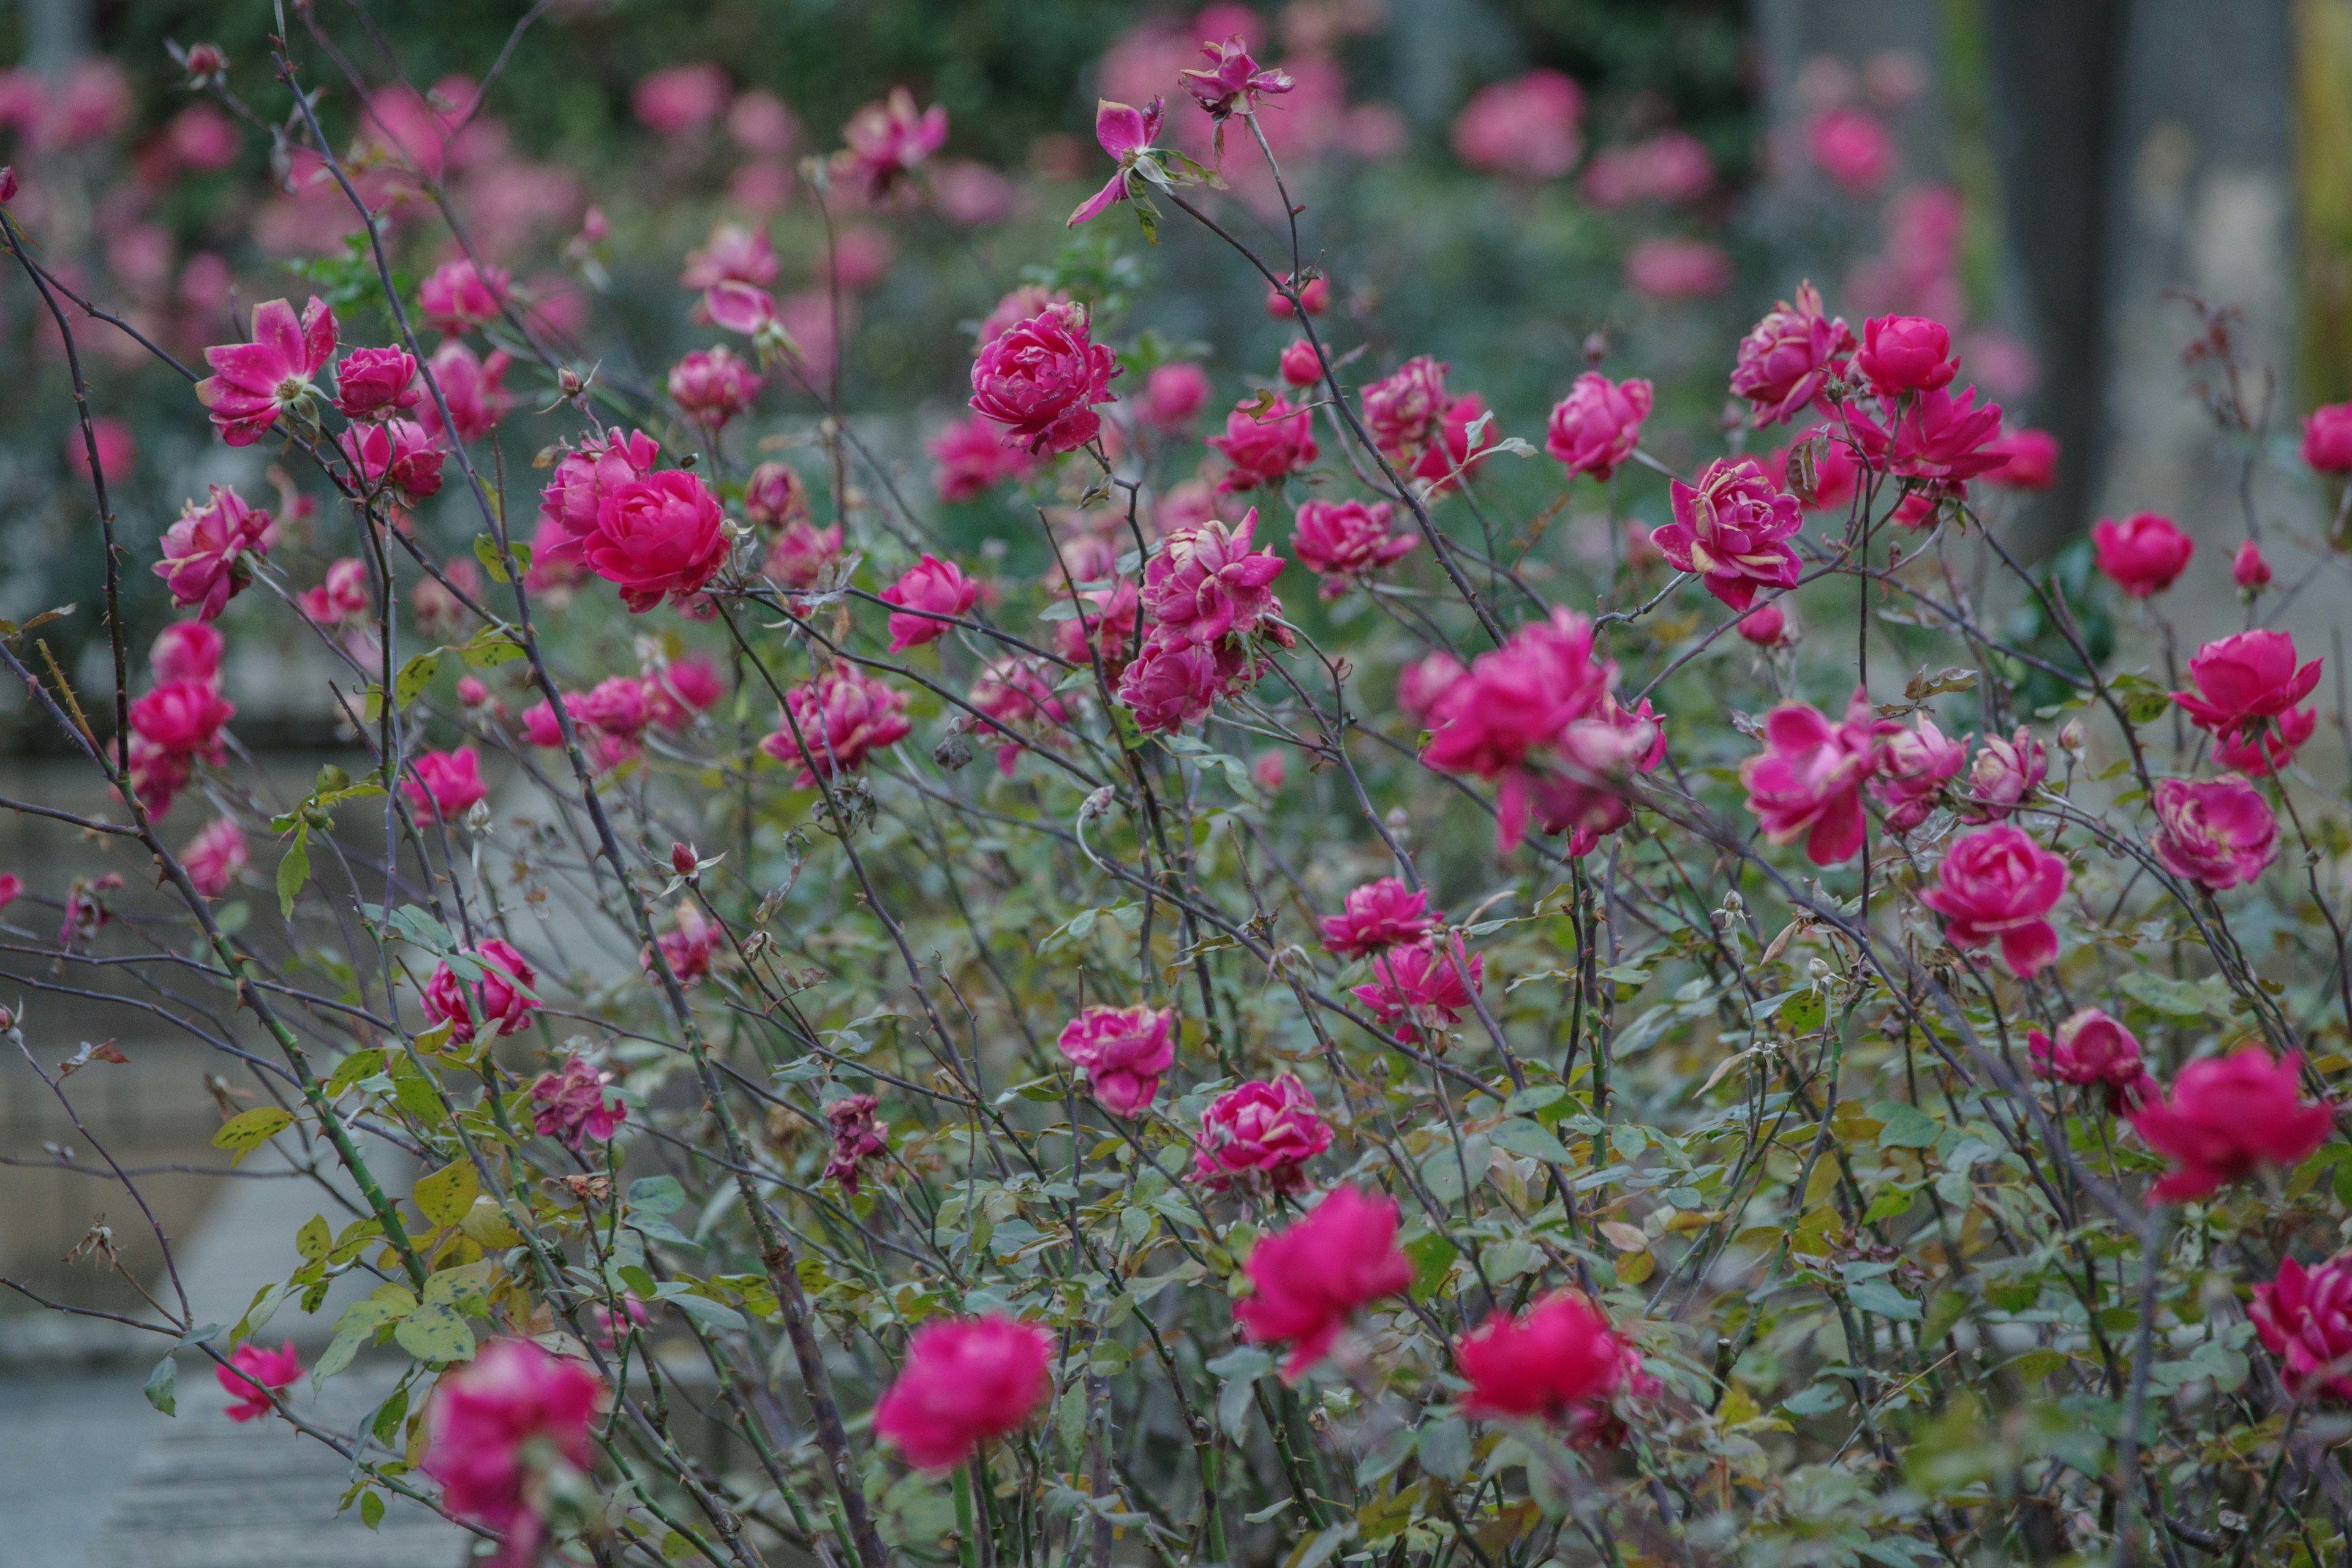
[217,1340,301,1423]
[2027,1008,2150,1112]
[154,486,270,620]
[1808,107,1893,192]
[1363,355,1452,464]
[1352,937,1483,1043]
[1235,1186,1413,1379]
[1141,510,1287,646]
[1137,362,1212,429]
[130,677,234,763]
[2152,775,2278,891]
[765,519,846,593]
[2173,630,2323,772]
[1056,1005,1175,1117]
[1985,428,2060,489]
[1853,314,1956,394]
[1292,499,1414,597]
[417,341,512,446]
[423,1337,603,1561]
[969,301,1120,454]
[1919,824,2069,976]
[1117,639,1246,734]
[1319,877,1440,958]
[1887,383,2005,480]
[1652,457,1803,611]
[1728,282,1852,428]
[1069,97,1166,227]
[836,88,947,203]
[530,1057,625,1150]
[2234,538,2273,590]
[182,815,249,897]
[1869,714,1966,832]
[1191,1076,1332,1194]
[341,418,445,509]
[822,1093,889,1196]
[761,664,911,785]
[333,345,420,421]
[418,258,510,336]
[878,553,982,651]
[2090,511,2195,598]
[537,428,661,565]
[2305,403,2352,473]
[931,413,1041,500]
[1452,70,1583,181]
[1545,372,1654,481]
[2130,1049,2332,1202]
[585,470,732,613]
[2253,1253,2352,1401]
[1208,394,1319,491]
[404,746,488,821]
[1955,726,2048,822]
[668,346,761,429]
[873,1316,1053,1470]
[1740,689,1885,866]
[1178,34,1294,122]
[969,656,1070,775]
[680,222,780,290]
[1055,581,1142,681]
[196,295,336,446]
[423,938,540,1047]
[742,461,809,529]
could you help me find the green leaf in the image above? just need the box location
[412,1160,480,1229]
[1486,1118,1570,1163]
[461,627,526,668]
[323,1049,381,1098]
[661,1290,748,1334]
[1847,1278,1922,1322]
[295,1214,331,1262]
[359,1491,385,1530]
[473,533,514,584]
[1869,1101,1942,1150]
[1921,1289,1970,1348]
[143,1354,177,1417]
[276,832,311,919]
[393,650,443,710]
[1284,1523,1353,1568]
[1417,1416,1471,1482]
[371,1387,409,1446]
[628,1175,687,1215]
[1401,1230,1458,1302]
[393,1302,475,1364]
[211,1106,295,1164]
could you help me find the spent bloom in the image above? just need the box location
[333,344,420,421]
[1069,97,1164,227]
[423,1338,602,1560]
[1190,1076,1333,1194]
[1233,1185,1414,1378]
[1456,1294,1653,1442]
[1653,457,1804,611]
[1320,877,1440,958]
[2028,1008,2150,1112]
[2130,1048,2333,1202]
[2252,1254,2352,1402]
[1055,1005,1175,1118]
[1208,395,1319,491]
[878,554,982,651]
[872,1316,1053,1470]
[2173,630,2322,774]
[968,301,1120,454]
[2092,512,2195,598]
[217,1341,301,1423]
[742,461,809,529]
[1728,282,1852,427]
[2151,775,2278,891]
[1363,356,1453,463]
[1292,499,1414,597]
[968,657,1069,775]
[1956,727,2048,822]
[1178,34,1294,121]
[1920,824,2069,976]
[530,1057,627,1150]
[154,486,270,620]
[1545,372,1653,481]
[761,664,911,784]
[586,470,732,613]
[823,1094,890,1196]
[1116,639,1238,733]
[424,938,541,1046]
[1740,690,1887,866]
[1853,314,1958,394]
[1869,714,1966,832]
[196,296,336,445]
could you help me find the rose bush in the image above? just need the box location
[2,11,2350,1568]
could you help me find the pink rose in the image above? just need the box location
[1729,282,1852,426]
[1233,1185,1414,1378]
[633,62,729,137]
[341,418,445,508]
[1885,384,2007,480]
[333,345,420,421]
[1737,603,1790,646]
[2233,538,2272,590]
[1321,877,1440,957]
[195,295,336,447]
[153,621,223,685]
[969,656,1069,775]
[530,1054,625,1148]
[2304,402,2352,473]
[1807,107,1894,193]
[2091,511,2195,598]
[404,746,487,821]
[1363,355,1452,463]
[835,88,947,203]
[1054,581,1141,682]
[742,461,809,529]
[1581,131,1711,207]
[2130,1048,2332,1202]
[878,554,981,651]
[1068,96,1165,227]
[423,1337,603,1556]
[1178,34,1294,121]
[823,1093,889,1196]
[645,654,725,731]
[1409,393,1501,492]
[1055,1004,1174,1117]
[1869,714,1966,832]
[129,678,233,762]
[537,429,660,562]
[1983,428,2059,489]
[766,519,845,594]
[1278,341,1322,388]
[1545,372,1653,481]
[1352,936,1483,1043]
[585,470,731,613]
[181,816,249,897]
[2152,774,2278,891]
[154,486,270,620]
[217,1340,301,1423]
[2172,630,2323,773]
[1740,689,1885,865]
[1653,457,1804,611]
[2252,1253,2352,1401]
[1137,362,1211,429]
[1853,314,1956,393]
[1191,1075,1332,1193]
[668,346,761,429]
[424,937,541,1046]
[1919,824,2068,975]
[2027,1007,2149,1112]
[1208,394,1319,492]
[680,223,778,290]
[416,341,512,445]
[1457,1294,1650,1439]
[418,258,510,335]
[1624,238,1732,300]
[1265,273,1330,318]
[872,1316,1052,1470]
[760,665,910,785]
[931,413,1041,501]
[968,301,1119,455]
[1452,70,1583,181]
[1141,510,1286,644]
[1956,726,2046,823]
[1292,499,1414,597]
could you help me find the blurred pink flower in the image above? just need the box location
[1137,362,1212,429]
[2028,1008,2150,1112]
[419,258,510,335]
[873,1316,1052,1471]
[423,1337,602,1562]
[1234,1186,1413,1378]
[2092,511,2194,598]
[837,88,947,202]
[183,816,249,897]
[1453,70,1583,180]
[1580,132,1711,207]
[1624,237,1731,300]
[217,1341,300,1423]
[2152,775,2278,891]
[1807,108,1894,193]
[668,346,762,429]
[634,63,731,136]
[2131,1049,2332,1202]
[405,747,488,821]
[417,341,513,445]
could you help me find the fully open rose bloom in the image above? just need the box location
[586,470,731,612]
[1884,384,2008,480]
[1363,356,1452,463]
[1853,314,1957,394]
[1292,499,1414,597]
[154,486,270,620]
[1191,1076,1333,1194]
[1730,282,1852,426]
[873,1315,1053,1470]
[1456,1294,1655,1446]
[1353,937,1483,1042]
[2151,775,2278,890]
[342,419,445,508]
[2130,1048,2333,1202]
[1919,824,2069,976]
[761,664,911,784]
[1653,458,1803,610]
[2252,1254,2352,1401]
[2092,511,2194,597]
[217,1340,301,1422]
[423,937,540,1045]
[1740,690,1885,865]
[969,301,1118,454]
[2027,1008,2150,1111]
[404,746,487,820]
[1142,510,1285,644]
[530,1056,626,1150]
[2173,630,2322,773]
[879,553,981,650]
[539,431,659,569]
[1057,1005,1174,1117]
[1209,394,1318,491]
[1868,715,1966,832]
[1546,372,1653,480]
[423,1338,603,1562]
[197,295,335,445]
[1320,876,1439,957]
[1234,1185,1414,1378]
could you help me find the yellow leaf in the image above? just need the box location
[413,1159,480,1229]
